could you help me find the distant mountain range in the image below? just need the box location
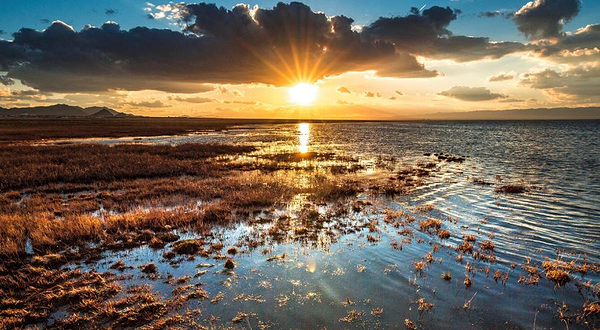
[1,104,598,120]
[0,104,133,117]
[416,107,600,120]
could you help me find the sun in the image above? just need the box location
[289,83,318,106]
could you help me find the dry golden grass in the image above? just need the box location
[0,117,319,142]
[0,162,302,257]
[0,143,254,190]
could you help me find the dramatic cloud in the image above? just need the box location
[0,3,449,93]
[181,2,437,80]
[521,23,600,102]
[514,0,581,40]
[438,86,506,101]
[337,86,351,94]
[531,24,600,63]
[520,65,600,100]
[0,21,218,93]
[0,2,530,95]
[489,73,514,82]
[362,6,525,62]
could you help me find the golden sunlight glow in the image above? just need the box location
[298,123,310,153]
[289,83,318,106]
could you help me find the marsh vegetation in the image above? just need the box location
[0,119,598,329]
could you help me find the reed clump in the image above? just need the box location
[495,184,527,194]
[172,239,203,255]
[419,219,442,233]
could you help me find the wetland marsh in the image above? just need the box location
[0,119,598,329]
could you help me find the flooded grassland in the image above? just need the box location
[0,120,598,329]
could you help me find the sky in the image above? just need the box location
[0,0,599,119]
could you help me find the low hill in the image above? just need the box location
[0,104,132,117]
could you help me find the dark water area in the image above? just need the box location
[51,120,599,329]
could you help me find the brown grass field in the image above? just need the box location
[0,117,352,142]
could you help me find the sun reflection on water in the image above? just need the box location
[298,123,310,154]
[305,258,317,273]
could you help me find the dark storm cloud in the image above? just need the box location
[0,3,440,93]
[438,86,507,101]
[362,6,525,62]
[0,21,240,92]
[362,6,458,46]
[426,36,524,62]
[513,0,581,40]
[181,2,438,81]
[0,2,530,93]
[105,9,118,15]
